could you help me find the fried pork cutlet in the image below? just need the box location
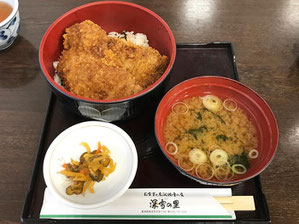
[62,20,108,58]
[57,20,169,100]
[105,37,169,89]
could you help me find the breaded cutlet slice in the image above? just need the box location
[57,20,168,100]
[105,37,169,88]
[57,51,142,100]
[62,20,108,58]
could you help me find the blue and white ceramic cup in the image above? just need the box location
[0,0,20,50]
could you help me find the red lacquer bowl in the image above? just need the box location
[155,76,279,185]
[39,1,176,121]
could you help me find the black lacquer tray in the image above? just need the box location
[21,43,270,223]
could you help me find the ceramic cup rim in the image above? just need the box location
[0,0,19,27]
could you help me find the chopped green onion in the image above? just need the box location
[202,95,223,112]
[223,99,238,112]
[165,142,178,155]
[231,164,247,174]
[189,149,207,165]
[248,149,259,159]
[210,149,228,166]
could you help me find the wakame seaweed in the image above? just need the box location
[188,125,208,139]
[202,108,226,124]
[228,152,250,169]
[214,113,226,124]
[197,112,202,120]
[216,134,232,142]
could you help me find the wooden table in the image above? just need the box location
[0,0,298,223]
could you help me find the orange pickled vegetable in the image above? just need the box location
[60,141,116,195]
[62,163,68,170]
[96,141,102,154]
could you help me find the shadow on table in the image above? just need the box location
[0,35,39,88]
[288,43,299,78]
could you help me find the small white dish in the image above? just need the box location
[43,121,138,209]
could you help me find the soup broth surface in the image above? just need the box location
[164,96,258,182]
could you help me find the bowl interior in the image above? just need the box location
[40,1,176,102]
[43,121,138,209]
[155,76,278,184]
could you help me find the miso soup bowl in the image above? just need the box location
[155,76,279,186]
[39,1,176,122]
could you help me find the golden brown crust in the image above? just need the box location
[57,20,169,100]
[62,20,108,58]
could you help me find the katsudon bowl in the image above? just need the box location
[39,1,176,122]
[155,76,279,186]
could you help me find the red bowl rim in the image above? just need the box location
[154,76,279,185]
[39,1,176,104]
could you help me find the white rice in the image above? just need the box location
[54,31,149,86]
[53,61,63,87]
[108,30,149,47]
